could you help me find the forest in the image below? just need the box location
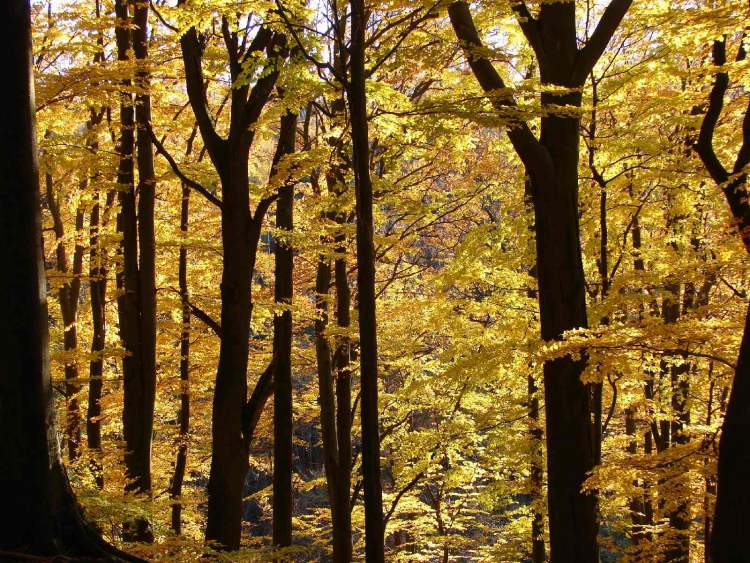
[0,0,749,561]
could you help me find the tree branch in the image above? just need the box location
[573,0,633,85]
[177,4,227,167]
[148,126,223,209]
[695,35,750,253]
[242,357,276,451]
[510,1,545,66]
[448,1,550,174]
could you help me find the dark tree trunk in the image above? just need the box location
[661,195,691,562]
[170,183,191,535]
[347,0,385,559]
[114,0,154,541]
[528,374,547,563]
[88,186,108,489]
[712,301,750,562]
[0,4,141,559]
[524,182,546,563]
[272,109,297,550]
[130,0,158,502]
[332,243,354,562]
[205,152,254,549]
[86,0,108,491]
[314,158,354,560]
[45,170,84,462]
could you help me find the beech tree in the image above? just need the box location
[448,1,632,559]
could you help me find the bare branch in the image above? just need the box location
[573,0,633,85]
[148,125,223,209]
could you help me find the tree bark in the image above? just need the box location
[272,109,297,550]
[113,0,154,541]
[45,170,84,462]
[176,16,286,546]
[0,4,141,559]
[131,0,158,501]
[87,185,108,489]
[347,0,385,559]
[170,182,191,535]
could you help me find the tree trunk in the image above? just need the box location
[0,4,141,558]
[114,0,154,541]
[131,0,158,500]
[177,19,285,547]
[711,300,750,562]
[205,153,254,550]
[528,374,547,563]
[88,186,108,489]
[347,0,385,559]
[86,0,108,491]
[45,170,84,462]
[332,241,354,562]
[272,109,297,550]
[532,85,597,563]
[170,183,191,535]
[694,34,750,563]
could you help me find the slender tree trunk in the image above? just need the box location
[88,187,107,489]
[272,109,297,550]
[0,4,140,558]
[313,193,353,561]
[347,0,385,559]
[315,254,340,537]
[114,0,154,541]
[524,181,546,563]
[170,183,191,535]
[528,374,547,563]
[45,171,85,462]
[332,240,354,562]
[86,0,107,491]
[131,0,158,500]
[661,196,691,562]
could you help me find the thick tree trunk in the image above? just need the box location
[177,20,285,548]
[447,1,634,558]
[694,35,750,563]
[532,89,597,563]
[347,0,385,559]
[205,155,254,550]
[0,4,141,559]
[710,302,750,561]
[272,109,297,550]
[170,183,191,535]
